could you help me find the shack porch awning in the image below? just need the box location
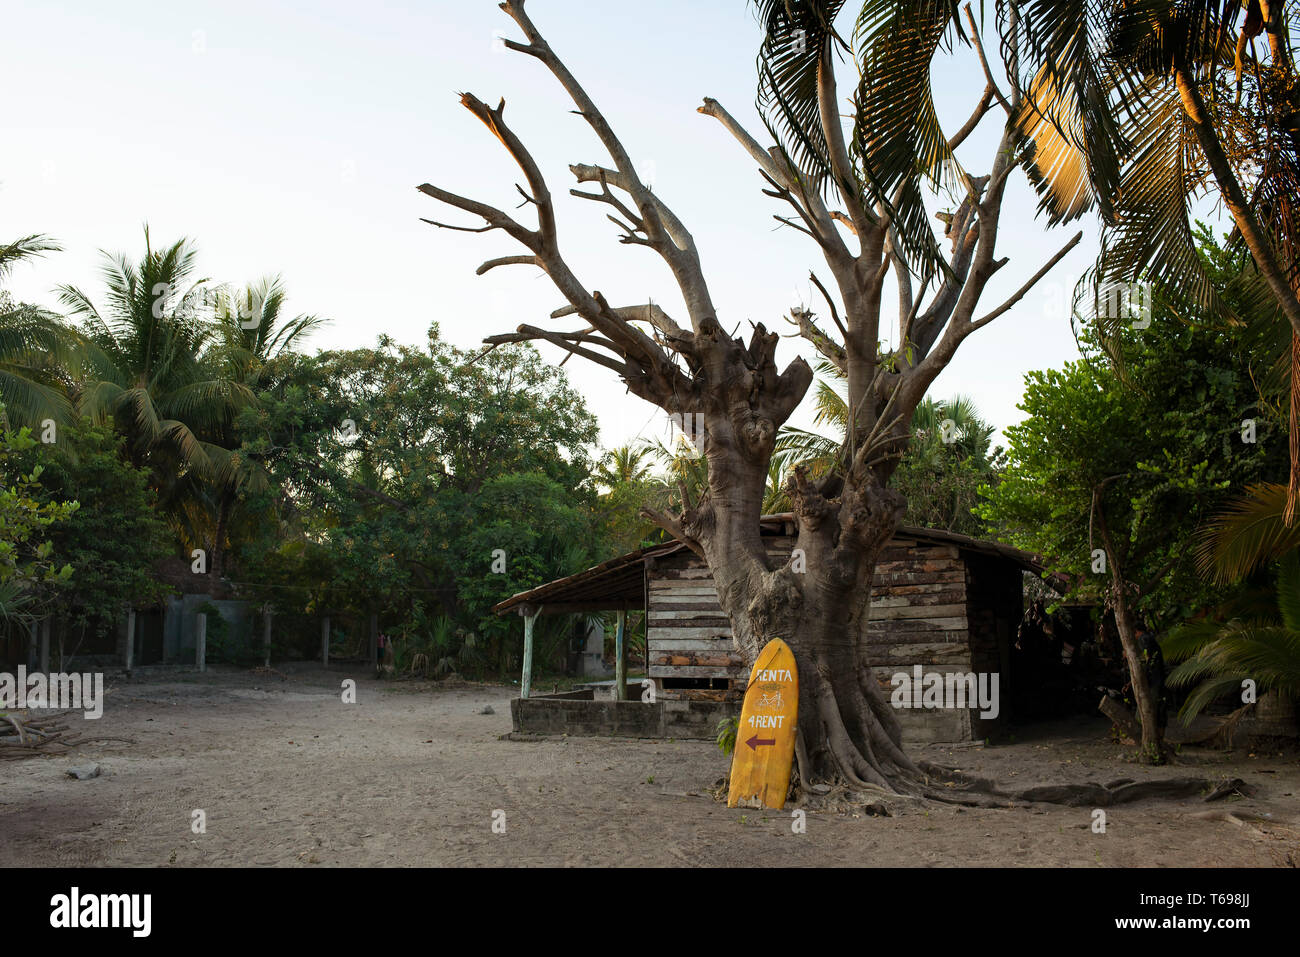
[492,541,686,616]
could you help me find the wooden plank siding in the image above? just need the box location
[646,532,1022,743]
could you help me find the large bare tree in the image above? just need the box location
[420,0,1080,795]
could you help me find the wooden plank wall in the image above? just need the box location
[647,554,744,698]
[647,535,984,743]
[867,539,974,743]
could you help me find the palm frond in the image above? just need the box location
[852,0,961,273]
[1005,0,1129,225]
[754,0,850,195]
[1197,483,1300,583]
[0,234,61,279]
[1098,82,1220,317]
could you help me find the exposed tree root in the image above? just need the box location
[923,765,1251,808]
[1187,807,1300,839]
[771,641,1257,814]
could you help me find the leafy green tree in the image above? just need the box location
[5,418,172,640]
[977,314,1286,761]
[454,472,606,669]
[232,328,602,672]
[0,420,76,623]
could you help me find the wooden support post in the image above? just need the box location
[195,613,207,673]
[124,610,136,671]
[321,615,330,666]
[521,609,537,699]
[369,613,379,669]
[263,607,273,668]
[615,609,628,701]
[39,618,50,674]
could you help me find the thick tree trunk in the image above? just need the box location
[426,0,1219,806]
[690,412,926,792]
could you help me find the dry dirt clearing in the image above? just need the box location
[1,665,1297,867]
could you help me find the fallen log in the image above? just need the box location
[1099,694,1141,741]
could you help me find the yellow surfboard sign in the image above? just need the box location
[727,637,798,809]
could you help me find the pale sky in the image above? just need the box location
[3,0,1101,450]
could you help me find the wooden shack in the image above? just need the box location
[497,515,1041,744]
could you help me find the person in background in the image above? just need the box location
[1134,620,1168,733]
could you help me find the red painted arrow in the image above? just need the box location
[746,734,776,751]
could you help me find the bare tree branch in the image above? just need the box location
[476,255,540,275]
[948,84,997,151]
[971,231,1083,330]
[962,4,1012,115]
[500,0,717,329]
[789,307,848,372]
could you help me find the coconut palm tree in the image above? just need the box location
[1196,482,1300,583]
[772,358,995,495]
[213,274,328,390]
[0,233,79,428]
[1162,480,1300,727]
[199,275,328,578]
[1000,0,1300,328]
[769,0,1299,328]
[57,229,254,559]
[643,435,710,511]
[57,228,252,473]
[594,442,656,488]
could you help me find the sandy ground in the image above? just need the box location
[1,664,1297,867]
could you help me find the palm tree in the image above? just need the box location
[1000,1,1300,328]
[770,359,997,522]
[58,228,251,468]
[904,394,996,467]
[1162,480,1300,729]
[594,442,655,488]
[213,274,328,390]
[987,0,1300,518]
[643,435,710,511]
[57,228,253,555]
[201,275,328,577]
[1165,552,1300,723]
[0,233,79,428]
